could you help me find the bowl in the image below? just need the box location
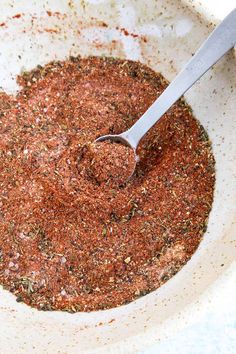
[0,1,235,353]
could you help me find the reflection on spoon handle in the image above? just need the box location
[120,8,236,150]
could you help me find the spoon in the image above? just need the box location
[96,9,236,175]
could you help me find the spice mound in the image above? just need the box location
[79,141,136,186]
[0,56,215,312]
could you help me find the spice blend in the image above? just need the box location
[0,56,215,312]
[79,141,136,186]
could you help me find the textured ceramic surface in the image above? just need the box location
[0,1,235,353]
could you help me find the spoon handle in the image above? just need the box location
[121,8,236,150]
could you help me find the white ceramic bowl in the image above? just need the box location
[0,1,235,353]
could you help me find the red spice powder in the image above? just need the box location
[0,56,215,312]
[79,141,136,186]
[122,28,129,36]
[12,14,22,19]
[119,27,139,39]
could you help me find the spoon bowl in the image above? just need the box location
[95,134,138,182]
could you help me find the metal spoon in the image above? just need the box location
[96,9,236,173]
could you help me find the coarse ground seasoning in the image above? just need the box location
[0,56,215,312]
[79,141,136,186]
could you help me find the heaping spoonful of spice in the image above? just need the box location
[94,9,236,184]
